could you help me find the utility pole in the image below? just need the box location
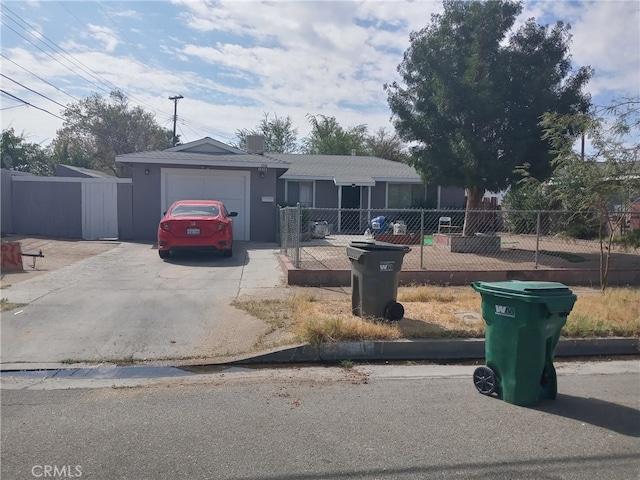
[168,95,183,146]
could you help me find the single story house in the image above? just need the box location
[115,137,465,242]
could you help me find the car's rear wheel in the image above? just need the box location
[158,249,170,259]
[223,248,233,258]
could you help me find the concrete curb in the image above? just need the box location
[230,337,639,364]
[277,255,640,287]
[1,338,636,374]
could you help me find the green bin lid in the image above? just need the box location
[472,280,573,297]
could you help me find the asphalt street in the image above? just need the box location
[1,242,284,365]
[2,361,638,480]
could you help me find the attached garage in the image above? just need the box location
[116,138,288,243]
[161,168,250,241]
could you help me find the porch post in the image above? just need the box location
[337,186,342,234]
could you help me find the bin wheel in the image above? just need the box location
[473,366,497,396]
[384,301,404,321]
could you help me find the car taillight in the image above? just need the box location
[217,223,226,231]
[162,222,170,231]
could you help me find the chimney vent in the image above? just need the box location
[246,135,265,155]
[351,149,356,156]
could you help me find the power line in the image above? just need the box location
[178,117,236,142]
[50,1,174,119]
[177,124,189,144]
[179,120,210,143]
[0,89,64,120]
[1,104,26,111]
[95,1,137,47]
[1,73,67,109]
[0,54,79,102]
[0,20,114,97]
[1,4,117,94]
[1,3,239,146]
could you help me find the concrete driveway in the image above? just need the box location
[1,242,286,368]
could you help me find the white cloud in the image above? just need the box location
[569,1,640,98]
[111,9,140,19]
[87,24,119,53]
[519,1,640,99]
[2,0,639,147]
[27,22,44,41]
[170,1,417,117]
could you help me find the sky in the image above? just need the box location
[1,0,639,148]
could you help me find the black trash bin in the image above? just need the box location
[347,241,411,321]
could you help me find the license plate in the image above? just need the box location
[187,228,200,235]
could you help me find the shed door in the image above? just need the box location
[81,181,118,239]
[162,169,250,241]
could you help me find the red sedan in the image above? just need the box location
[157,200,237,259]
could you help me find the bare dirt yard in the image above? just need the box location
[1,235,119,288]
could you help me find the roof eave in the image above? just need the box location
[280,175,334,181]
[333,179,376,187]
[372,177,423,183]
[115,156,286,169]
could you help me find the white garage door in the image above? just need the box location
[161,168,250,241]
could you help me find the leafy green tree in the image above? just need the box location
[366,127,409,163]
[235,112,299,153]
[303,114,368,155]
[385,0,592,235]
[1,128,54,176]
[502,181,560,234]
[531,98,640,290]
[49,138,93,170]
[53,90,173,176]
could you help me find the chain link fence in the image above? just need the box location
[279,206,640,272]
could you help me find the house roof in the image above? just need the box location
[115,150,288,169]
[166,137,246,155]
[56,164,116,178]
[115,137,424,185]
[266,154,422,186]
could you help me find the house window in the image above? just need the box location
[286,181,314,207]
[387,184,425,208]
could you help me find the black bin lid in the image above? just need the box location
[349,241,411,252]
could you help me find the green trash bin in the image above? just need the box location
[347,241,411,321]
[471,280,577,407]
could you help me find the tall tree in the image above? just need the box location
[303,114,368,155]
[1,128,54,176]
[386,0,592,235]
[535,99,640,290]
[366,127,409,162]
[235,112,299,153]
[53,90,173,176]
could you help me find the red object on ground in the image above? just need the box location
[157,200,237,259]
[1,241,24,272]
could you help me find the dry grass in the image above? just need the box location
[287,292,401,345]
[233,293,400,346]
[565,288,640,337]
[232,286,640,345]
[398,286,484,338]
